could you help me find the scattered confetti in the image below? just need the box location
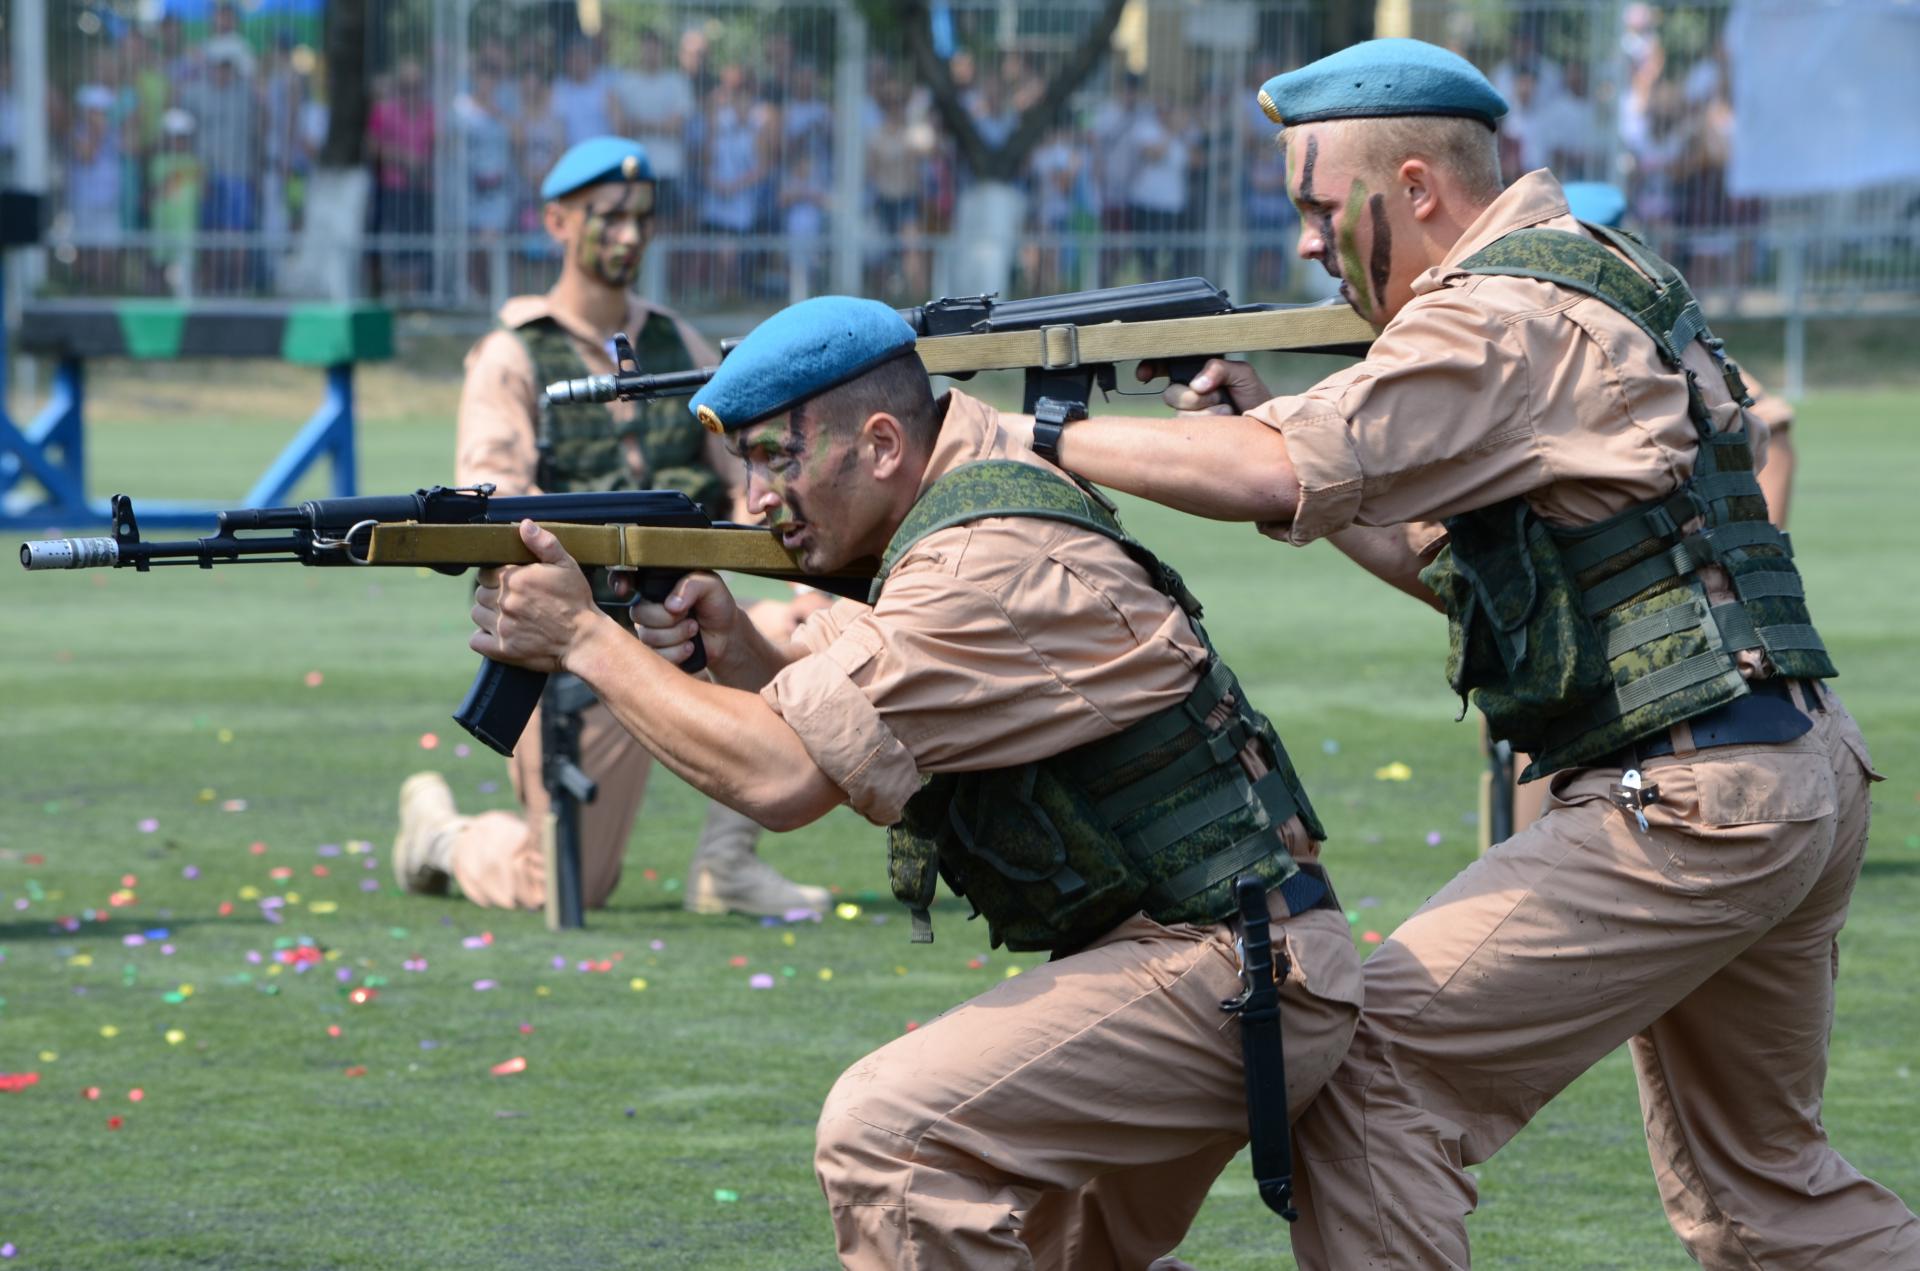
[420,732,441,750]
[749,973,775,990]
[82,1086,100,1100]
[629,978,648,992]
[327,1025,343,1038]
[834,903,862,921]
[713,1189,739,1204]
[817,968,833,982]
[1425,831,1444,846]
[349,988,378,1005]
[128,1088,144,1103]
[137,818,159,833]
[473,979,498,992]
[1373,762,1413,782]
[304,670,324,687]
[0,1073,40,1093]
[164,1029,185,1045]
[107,1115,123,1129]
[344,1065,368,1078]
[99,1025,119,1039]
[310,901,339,915]
[1362,931,1383,944]
[490,1057,527,1076]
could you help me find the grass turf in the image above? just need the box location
[1,366,1916,1269]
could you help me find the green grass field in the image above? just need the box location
[2,366,1916,1269]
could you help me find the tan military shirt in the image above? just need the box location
[1248,169,1769,543]
[455,293,736,500]
[762,389,1223,828]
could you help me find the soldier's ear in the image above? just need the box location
[541,199,571,241]
[863,411,909,480]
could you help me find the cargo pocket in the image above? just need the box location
[1646,741,1836,918]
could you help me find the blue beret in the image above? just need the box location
[540,136,655,201]
[1562,181,1629,228]
[1258,39,1507,127]
[690,297,917,435]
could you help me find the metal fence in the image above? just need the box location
[6,0,1918,365]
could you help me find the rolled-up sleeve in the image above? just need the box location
[1246,285,1536,544]
[762,626,923,825]
[456,331,541,495]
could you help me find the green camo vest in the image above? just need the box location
[1418,224,1835,778]
[510,310,726,515]
[878,460,1325,954]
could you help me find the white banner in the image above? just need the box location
[1727,0,1920,196]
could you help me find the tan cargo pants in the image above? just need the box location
[451,698,652,910]
[815,897,1364,1269]
[1291,685,1920,1269]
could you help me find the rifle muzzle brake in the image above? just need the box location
[20,537,119,570]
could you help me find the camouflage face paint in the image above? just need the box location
[1367,192,1392,318]
[1336,180,1373,316]
[1289,133,1342,285]
[574,186,648,288]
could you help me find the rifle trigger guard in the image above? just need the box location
[1039,324,1081,371]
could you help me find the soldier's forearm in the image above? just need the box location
[1053,413,1302,524]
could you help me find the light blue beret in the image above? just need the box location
[690,296,917,434]
[1562,181,1629,228]
[540,136,655,201]
[1258,39,1507,127]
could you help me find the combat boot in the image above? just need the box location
[683,801,831,918]
[392,771,466,896]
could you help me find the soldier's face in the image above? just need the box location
[1285,125,1398,329]
[730,411,870,574]
[565,184,655,289]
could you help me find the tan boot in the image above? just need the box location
[393,772,462,896]
[683,801,831,918]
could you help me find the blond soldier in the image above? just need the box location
[392,137,829,920]
[1008,38,1920,1270]
[467,296,1363,1268]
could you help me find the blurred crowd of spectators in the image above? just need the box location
[4,3,1763,305]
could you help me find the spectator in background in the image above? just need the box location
[511,70,568,290]
[551,38,615,147]
[1026,120,1089,292]
[864,74,931,298]
[366,57,435,295]
[696,64,765,297]
[182,37,262,293]
[148,107,201,294]
[779,148,829,297]
[262,33,320,278]
[781,60,833,182]
[68,84,124,286]
[1126,93,1188,278]
[611,29,695,229]
[457,57,515,300]
[1090,70,1144,276]
[1243,82,1296,293]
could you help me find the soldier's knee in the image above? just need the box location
[815,1060,918,1204]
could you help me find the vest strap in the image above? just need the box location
[1734,569,1805,602]
[1094,717,1252,825]
[1604,598,1707,659]
[1144,823,1287,913]
[1121,773,1276,864]
[1690,469,1762,506]
[1557,492,1693,574]
[1708,601,1760,653]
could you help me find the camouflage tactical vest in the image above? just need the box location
[511,310,727,516]
[879,460,1326,954]
[1418,224,1835,778]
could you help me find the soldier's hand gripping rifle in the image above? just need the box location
[19,485,874,756]
[544,277,1375,416]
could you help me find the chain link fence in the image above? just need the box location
[6,0,1917,366]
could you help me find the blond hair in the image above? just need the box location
[1282,115,1503,203]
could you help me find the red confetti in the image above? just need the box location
[904,1021,920,1032]
[0,1073,40,1093]
[120,873,138,888]
[490,1056,527,1077]
[344,1065,368,1078]
[26,852,45,865]
[249,842,268,855]
[1362,931,1383,944]
[728,956,749,968]
[311,865,330,878]
[269,867,294,881]
[128,1088,144,1103]
[82,1086,101,1100]
[349,988,377,1005]
[107,1115,124,1129]
[327,1025,342,1038]
[518,1023,534,1035]
[217,902,234,917]
[304,670,324,687]
[642,868,658,881]
[419,732,441,750]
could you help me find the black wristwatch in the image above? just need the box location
[1030,396,1088,467]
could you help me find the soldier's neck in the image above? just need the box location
[548,271,632,338]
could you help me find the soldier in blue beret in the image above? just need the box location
[1003,36,1917,1268]
[469,294,1362,1267]
[392,137,834,923]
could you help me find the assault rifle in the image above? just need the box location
[19,485,875,758]
[543,276,1374,416]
